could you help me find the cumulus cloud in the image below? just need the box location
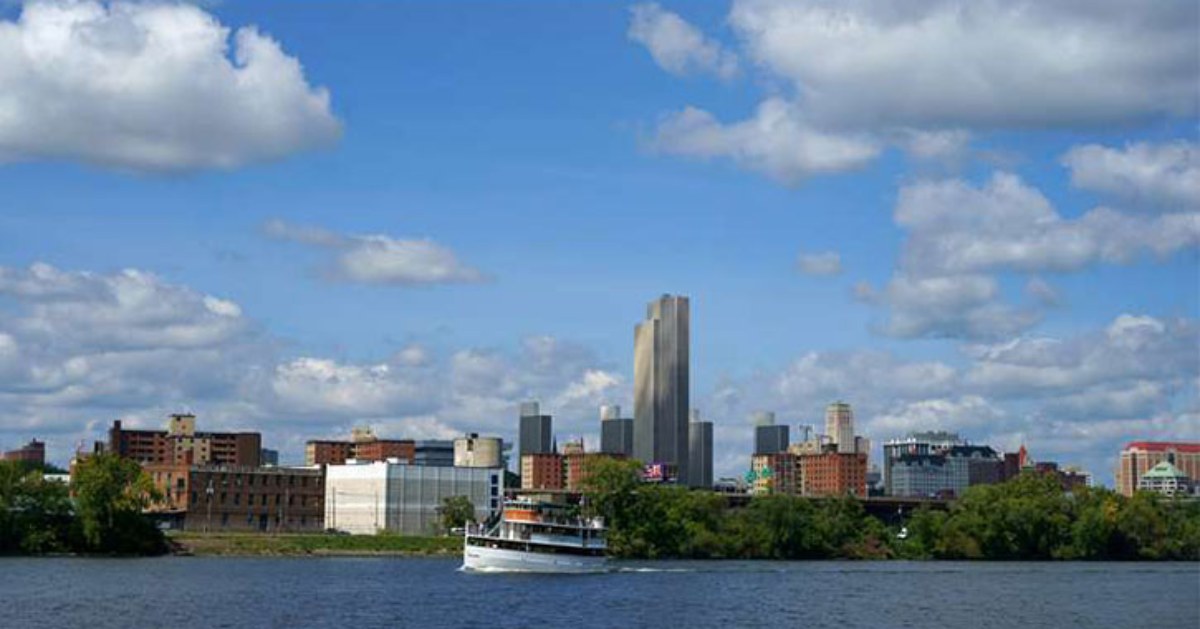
[263,219,487,286]
[870,396,1006,436]
[0,0,341,172]
[651,99,880,184]
[795,251,842,276]
[637,1,1198,182]
[701,313,1198,481]
[727,0,1198,129]
[0,262,622,466]
[1063,141,1200,210]
[868,162,1200,339]
[963,314,1199,398]
[628,3,738,79]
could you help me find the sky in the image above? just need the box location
[0,0,1196,484]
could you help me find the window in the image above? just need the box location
[261,494,268,506]
[234,493,240,506]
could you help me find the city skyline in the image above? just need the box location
[0,1,1196,486]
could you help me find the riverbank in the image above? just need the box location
[169,532,461,557]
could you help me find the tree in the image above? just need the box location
[0,460,73,554]
[70,453,165,554]
[439,495,475,533]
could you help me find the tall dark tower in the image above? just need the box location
[518,400,553,456]
[634,294,690,484]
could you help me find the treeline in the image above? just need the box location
[0,453,167,555]
[582,459,1200,561]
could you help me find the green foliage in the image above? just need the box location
[438,495,475,532]
[895,474,1200,561]
[0,461,73,554]
[583,460,1200,561]
[70,453,166,555]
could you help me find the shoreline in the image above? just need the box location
[167,532,462,558]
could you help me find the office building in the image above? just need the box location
[600,405,635,457]
[1137,461,1194,497]
[1116,442,1200,497]
[825,402,856,454]
[146,464,324,532]
[325,460,501,535]
[518,401,554,456]
[886,437,1002,498]
[2,439,45,465]
[882,431,966,495]
[688,410,714,489]
[634,294,690,485]
[413,440,454,467]
[260,449,279,466]
[109,416,261,467]
[753,412,789,455]
[454,434,504,468]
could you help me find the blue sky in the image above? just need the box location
[0,1,1196,483]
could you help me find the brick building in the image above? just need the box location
[108,415,261,467]
[147,464,324,532]
[801,451,868,498]
[521,453,565,490]
[2,439,45,465]
[304,427,416,466]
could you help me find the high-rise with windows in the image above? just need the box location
[688,410,713,489]
[825,402,855,454]
[600,404,634,457]
[634,294,690,485]
[518,400,553,457]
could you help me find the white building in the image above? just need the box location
[325,460,502,535]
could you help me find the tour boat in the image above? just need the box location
[462,498,608,573]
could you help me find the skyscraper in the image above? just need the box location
[825,402,855,454]
[688,410,714,489]
[518,400,553,456]
[600,404,634,457]
[634,294,690,484]
[753,411,789,455]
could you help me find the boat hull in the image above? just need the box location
[462,541,608,574]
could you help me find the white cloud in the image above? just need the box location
[897,172,1200,275]
[876,273,1041,340]
[263,219,487,286]
[795,251,842,276]
[638,2,1197,183]
[867,165,1200,339]
[0,0,341,172]
[1063,141,1200,210]
[0,262,624,467]
[869,396,1005,436]
[898,129,971,163]
[963,315,1199,398]
[728,0,1198,129]
[651,99,880,184]
[628,3,738,79]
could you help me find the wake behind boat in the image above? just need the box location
[463,498,608,573]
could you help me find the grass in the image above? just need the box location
[169,532,462,557]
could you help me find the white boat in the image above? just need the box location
[462,498,608,573]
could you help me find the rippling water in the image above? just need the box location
[1,557,1195,628]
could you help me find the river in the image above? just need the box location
[1,557,1195,628]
